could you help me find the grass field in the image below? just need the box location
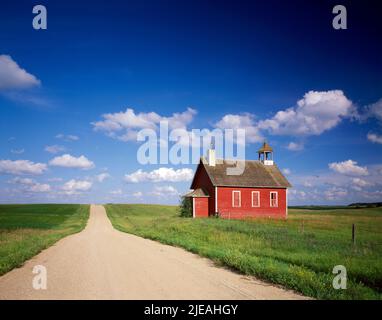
[0,204,89,275]
[106,204,382,300]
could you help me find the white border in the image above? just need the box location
[251,191,260,207]
[232,190,241,207]
[192,198,195,218]
[270,191,278,207]
[215,186,218,214]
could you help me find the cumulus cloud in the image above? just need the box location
[0,55,40,90]
[302,181,313,187]
[45,145,67,154]
[0,159,47,175]
[92,107,197,142]
[61,179,92,195]
[364,99,382,122]
[8,177,50,193]
[286,142,304,151]
[9,177,34,185]
[10,148,25,155]
[351,178,369,191]
[124,167,193,183]
[214,90,355,145]
[109,189,123,195]
[324,186,348,200]
[55,134,79,142]
[95,172,110,182]
[132,191,143,197]
[215,113,263,143]
[288,189,307,200]
[329,160,368,176]
[47,177,63,182]
[150,185,179,197]
[258,90,354,136]
[367,133,382,144]
[49,154,95,170]
[29,183,51,193]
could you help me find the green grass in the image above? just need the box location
[105,204,382,300]
[0,204,89,275]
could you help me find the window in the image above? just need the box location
[251,191,260,207]
[270,192,278,207]
[232,190,241,207]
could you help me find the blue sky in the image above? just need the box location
[0,0,381,205]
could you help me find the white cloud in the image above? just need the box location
[0,159,47,175]
[359,190,382,200]
[288,189,307,200]
[365,99,382,122]
[49,154,95,170]
[352,178,370,187]
[282,168,291,175]
[110,189,123,195]
[286,142,304,151]
[213,90,354,145]
[95,172,110,182]
[132,191,143,197]
[367,133,382,144]
[124,167,193,183]
[45,145,67,154]
[10,148,25,154]
[8,177,50,193]
[329,160,368,176]
[150,185,179,197]
[215,113,263,143]
[258,90,354,136]
[29,183,51,193]
[0,55,40,90]
[9,177,35,185]
[324,187,348,200]
[302,181,313,187]
[47,177,63,182]
[351,177,372,192]
[61,179,92,195]
[55,134,79,141]
[92,107,197,142]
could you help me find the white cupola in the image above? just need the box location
[258,141,274,165]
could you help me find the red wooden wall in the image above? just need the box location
[193,198,209,218]
[216,187,287,219]
[191,164,215,215]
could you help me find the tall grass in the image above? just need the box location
[0,204,89,275]
[106,204,382,300]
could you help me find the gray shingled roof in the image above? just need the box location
[197,157,291,188]
[184,188,210,197]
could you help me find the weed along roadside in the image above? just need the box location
[0,204,89,276]
[105,204,382,300]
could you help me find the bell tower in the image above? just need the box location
[258,141,274,165]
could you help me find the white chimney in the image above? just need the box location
[208,148,216,166]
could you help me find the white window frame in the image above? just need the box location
[270,191,278,207]
[251,191,260,207]
[232,190,241,207]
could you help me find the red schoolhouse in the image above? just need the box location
[185,142,291,219]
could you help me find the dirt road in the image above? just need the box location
[0,205,306,299]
